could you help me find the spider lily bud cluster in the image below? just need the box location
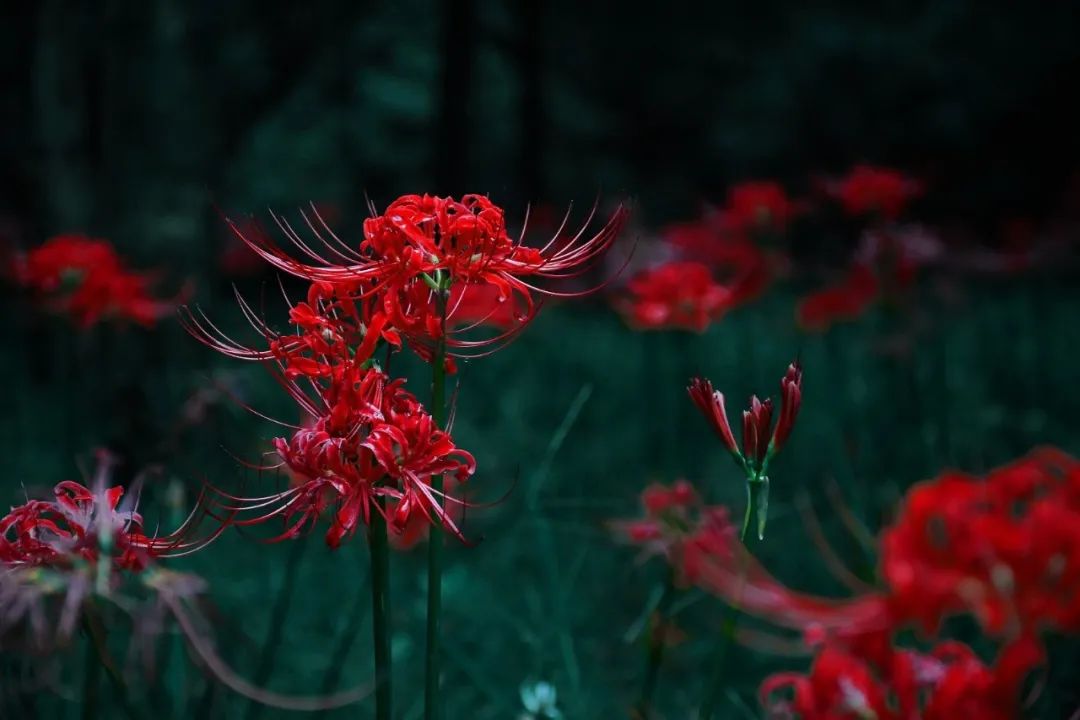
[687,362,803,539]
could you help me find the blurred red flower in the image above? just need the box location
[615,261,733,332]
[15,234,186,328]
[796,265,880,331]
[723,181,798,235]
[825,165,924,220]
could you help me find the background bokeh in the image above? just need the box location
[3,2,1080,718]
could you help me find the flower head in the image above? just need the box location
[616,261,733,332]
[724,181,798,235]
[15,234,186,328]
[825,165,924,220]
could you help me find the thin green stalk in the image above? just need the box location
[81,604,140,720]
[424,285,449,720]
[82,623,101,720]
[698,546,749,720]
[636,567,677,719]
[245,534,310,720]
[370,497,393,720]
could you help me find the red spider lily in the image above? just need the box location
[210,367,476,547]
[687,363,802,539]
[760,636,1041,720]
[0,462,209,572]
[15,234,187,328]
[796,265,880,331]
[660,217,775,313]
[688,363,803,472]
[723,181,798,236]
[615,261,733,332]
[680,506,890,639]
[224,195,626,322]
[608,480,718,576]
[824,165,924,220]
[881,447,1080,638]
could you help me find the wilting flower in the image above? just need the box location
[723,181,798,236]
[14,234,187,328]
[824,165,924,220]
[615,261,733,332]
[687,363,803,538]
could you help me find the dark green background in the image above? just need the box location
[3,2,1080,718]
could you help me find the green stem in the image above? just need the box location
[370,498,393,720]
[636,567,677,719]
[81,604,141,720]
[424,287,449,720]
[245,534,310,720]
[698,547,749,719]
[82,622,101,720]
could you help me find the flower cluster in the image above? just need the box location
[14,234,184,328]
[186,194,624,547]
[674,448,1080,719]
[687,362,803,539]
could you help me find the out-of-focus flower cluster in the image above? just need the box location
[608,164,1042,335]
[666,448,1080,719]
[12,234,187,328]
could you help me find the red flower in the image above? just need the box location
[0,456,202,572]
[880,448,1080,637]
[662,219,773,306]
[226,194,625,325]
[211,366,476,547]
[688,362,803,469]
[825,165,924,220]
[609,481,739,585]
[616,261,733,332]
[15,234,185,328]
[724,181,797,235]
[760,637,1040,720]
[796,265,880,331]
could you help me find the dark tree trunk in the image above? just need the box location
[433,0,476,194]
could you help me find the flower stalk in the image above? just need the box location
[424,276,450,720]
[636,566,677,719]
[369,497,393,720]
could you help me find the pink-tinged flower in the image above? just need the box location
[615,261,733,332]
[680,506,890,640]
[824,165,924,220]
[723,181,798,235]
[880,447,1080,637]
[608,480,709,573]
[14,234,188,328]
[0,455,209,572]
[796,265,880,332]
